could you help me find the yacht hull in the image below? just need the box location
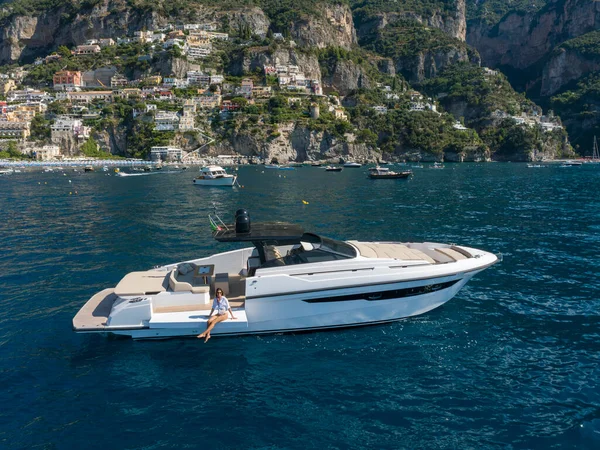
[193,176,236,186]
[77,272,478,340]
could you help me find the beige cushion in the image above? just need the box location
[191,285,210,294]
[435,248,467,261]
[349,241,436,264]
[115,270,168,297]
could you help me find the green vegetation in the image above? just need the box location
[80,136,114,158]
[420,63,532,121]
[30,114,51,140]
[351,105,483,156]
[466,0,550,25]
[352,0,457,27]
[550,73,600,150]
[558,31,600,57]
[0,141,28,159]
[361,19,466,58]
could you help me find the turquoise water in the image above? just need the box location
[1,163,599,449]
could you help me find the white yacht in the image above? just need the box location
[193,165,237,186]
[73,211,499,340]
[343,161,362,168]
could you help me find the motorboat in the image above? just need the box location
[264,164,280,169]
[560,160,583,167]
[325,166,343,172]
[84,165,94,172]
[72,210,499,340]
[0,168,14,175]
[368,166,412,179]
[343,161,362,168]
[311,162,322,167]
[278,166,296,171]
[430,162,445,169]
[193,165,237,186]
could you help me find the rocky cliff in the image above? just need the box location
[0,0,166,63]
[230,47,322,82]
[291,3,356,50]
[210,125,374,163]
[467,0,600,74]
[541,46,600,97]
[355,0,467,42]
[0,0,355,64]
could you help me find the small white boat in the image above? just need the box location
[368,166,412,179]
[72,211,499,340]
[0,168,14,175]
[430,162,445,169]
[264,164,280,169]
[560,160,583,167]
[343,161,362,168]
[193,165,237,186]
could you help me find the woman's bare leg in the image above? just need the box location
[197,316,218,338]
[203,315,228,343]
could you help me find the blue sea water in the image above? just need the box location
[1,163,599,449]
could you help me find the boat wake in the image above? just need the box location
[117,170,183,177]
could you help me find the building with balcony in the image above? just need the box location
[53,70,84,91]
[150,146,183,161]
[154,111,179,131]
[74,44,101,55]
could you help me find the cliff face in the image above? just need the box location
[93,123,127,156]
[232,47,322,82]
[356,0,466,42]
[0,1,166,63]
[397,46,477,84]
[0,1,354,64]
[291,4,357,50]
[541,48,600,96]
[467,0,600,70]
[321,59,373,96]
[211,125,374,163]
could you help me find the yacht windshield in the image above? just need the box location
[259,233,357,268]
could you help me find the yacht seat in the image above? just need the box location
[169,269,211,293]
[246,256,260,276]
[115,270,169,297]
[214,273,230,296]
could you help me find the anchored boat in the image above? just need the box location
[73,210,499,339]
[368,166,412,179]
[193,165,237,186]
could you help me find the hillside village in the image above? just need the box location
[0,8,573,163]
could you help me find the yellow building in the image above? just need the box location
[0,79,16,96]
[143,75,163,86]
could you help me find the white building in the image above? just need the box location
[453,121,468,131]
[179,100,196,131]
[154,111,179,131]
[187,44,212,59]
[51,117,90,140]
[372,106,388,114]
[150,146,183,161]
[210,74,224,85]
[35,145,61,160]
[187,71,211,86]
[7,89,52,103]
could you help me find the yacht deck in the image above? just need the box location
[72,288,116,331]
